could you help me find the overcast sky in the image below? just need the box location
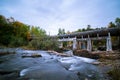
[0,0,120,35]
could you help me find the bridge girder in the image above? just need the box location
[58,28,120,38]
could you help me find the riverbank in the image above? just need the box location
[73,49,120,80]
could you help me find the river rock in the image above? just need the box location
[22,53,42,58]
[20,63,79,80]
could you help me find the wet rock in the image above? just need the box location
[0,70,15,75]
[0,52,16,56]
[77,72,81,76]
[22,53,42,58]
[47,50,70,57]
[20,63,79,80]
[64,50,73,56]
[91,61,101,65]
[0,70,20,80]
[0,48,17,56]
[69,62,103,80]
[0,48,109,80]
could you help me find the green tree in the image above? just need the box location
[58,28,65,35]
[108,22,116,28]
[0,15,7,26]
[76,29,82,32]
[86,25,93,31]
[115,17,120,27]
[82,28,86,31]
[115,18,120,49]
[9,21,30,46]
[0,15,14,46]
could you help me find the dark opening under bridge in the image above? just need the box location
[57,27,120,51]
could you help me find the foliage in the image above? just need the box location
[58,28,65,35]
[0,14,59,50]
[108,22,116,28]
[0,15,8,26]
[107,64,120,80]
[0,23,14,46]
[115,17,120,27]
[9,36,26,47]
[75,25,93,32]
[28,35,59,50]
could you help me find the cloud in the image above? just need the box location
[0,0,120,35]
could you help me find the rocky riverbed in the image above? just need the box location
[0,48,109,80]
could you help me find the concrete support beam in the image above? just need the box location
[78,41,81,49]
[73,37,77,50]
[87,35,92,51]
[106,33,112,51]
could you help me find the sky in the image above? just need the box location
[0,0,120,35]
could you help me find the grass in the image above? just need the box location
[107,64,120,80]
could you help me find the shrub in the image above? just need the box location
[9,36,27,47]
[107,64,120,80]
[28,36,59,50]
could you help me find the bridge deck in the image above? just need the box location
[58,28,120,38]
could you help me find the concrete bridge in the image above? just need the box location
[57,27,120,51]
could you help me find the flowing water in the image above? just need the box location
[0,48,105,80]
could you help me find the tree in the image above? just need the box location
[87,25,91,30]
[58,28,65,35]
[30,26,46,39]
[115,18,120,49]
[0,15,15,46]
[108,22,116,28]
[66,31,71,34]
[76,29,82,32]
[82,28,86,31]
[115,18,120,27]
[86,25,93,31]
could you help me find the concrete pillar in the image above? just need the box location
[77,41,81,49]
[59,42,63,48]
[73,37,77,50]
[79,42,81,49]
[87,35,92,51]
[106,33,112,51]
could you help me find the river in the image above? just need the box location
[0,48,105,80]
